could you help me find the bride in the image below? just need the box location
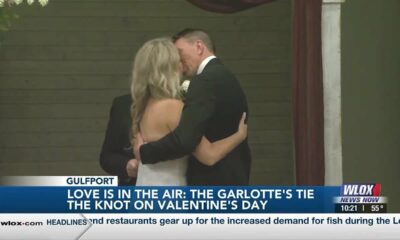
[130,38,247,186]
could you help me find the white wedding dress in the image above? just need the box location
[135,156,188,186]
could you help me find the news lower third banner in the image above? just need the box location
[0,176,399,240]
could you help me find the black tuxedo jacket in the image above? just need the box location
[100,94,136,186]
[140,58,252,185]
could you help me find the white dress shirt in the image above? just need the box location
[197,56,217,75]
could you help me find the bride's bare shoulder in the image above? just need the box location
[151,99,183,130]
[151,98,183,111]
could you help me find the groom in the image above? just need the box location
[135,28,251,185]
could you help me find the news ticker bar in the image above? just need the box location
[0,176,118,186]
[0,186,337,213]
[1,214,400,240]
[0,177,389,214]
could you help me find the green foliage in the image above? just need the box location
[0,6,19,32]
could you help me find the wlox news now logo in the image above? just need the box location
[341,184,381,196]
[336,184,386,204]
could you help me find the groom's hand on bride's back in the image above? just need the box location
[133,132,144,162]
[238,112,248,141]
[126,159,138,178]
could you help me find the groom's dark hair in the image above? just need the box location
[172,28,216,53]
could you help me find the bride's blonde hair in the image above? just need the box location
[130,37,181,137]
